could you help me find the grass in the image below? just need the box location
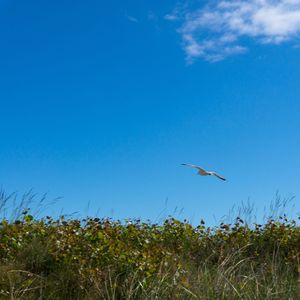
[0,191,299,299]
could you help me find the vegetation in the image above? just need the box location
[0,192,299,299]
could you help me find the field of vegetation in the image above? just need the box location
[0,192,299,299]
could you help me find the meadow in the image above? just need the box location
[0,192,299,299]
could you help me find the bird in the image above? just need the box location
[181,163,226,181]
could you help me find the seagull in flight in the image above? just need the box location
[181,163,226,181]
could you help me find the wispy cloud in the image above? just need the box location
[164,14,179,21]
[167,0,300,62]
[125,12,138,23]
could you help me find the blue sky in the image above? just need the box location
[0,0,299,224]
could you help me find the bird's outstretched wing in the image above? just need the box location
[211,172,226,181]
[181,163,207,175]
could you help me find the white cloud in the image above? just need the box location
[125,12,138,23]
[172,0,300,62]
[164,14,179,21]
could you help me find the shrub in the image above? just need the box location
[0,210,299,299]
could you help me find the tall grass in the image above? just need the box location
[0,191,299,299]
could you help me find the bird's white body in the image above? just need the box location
[181,163,226,181]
